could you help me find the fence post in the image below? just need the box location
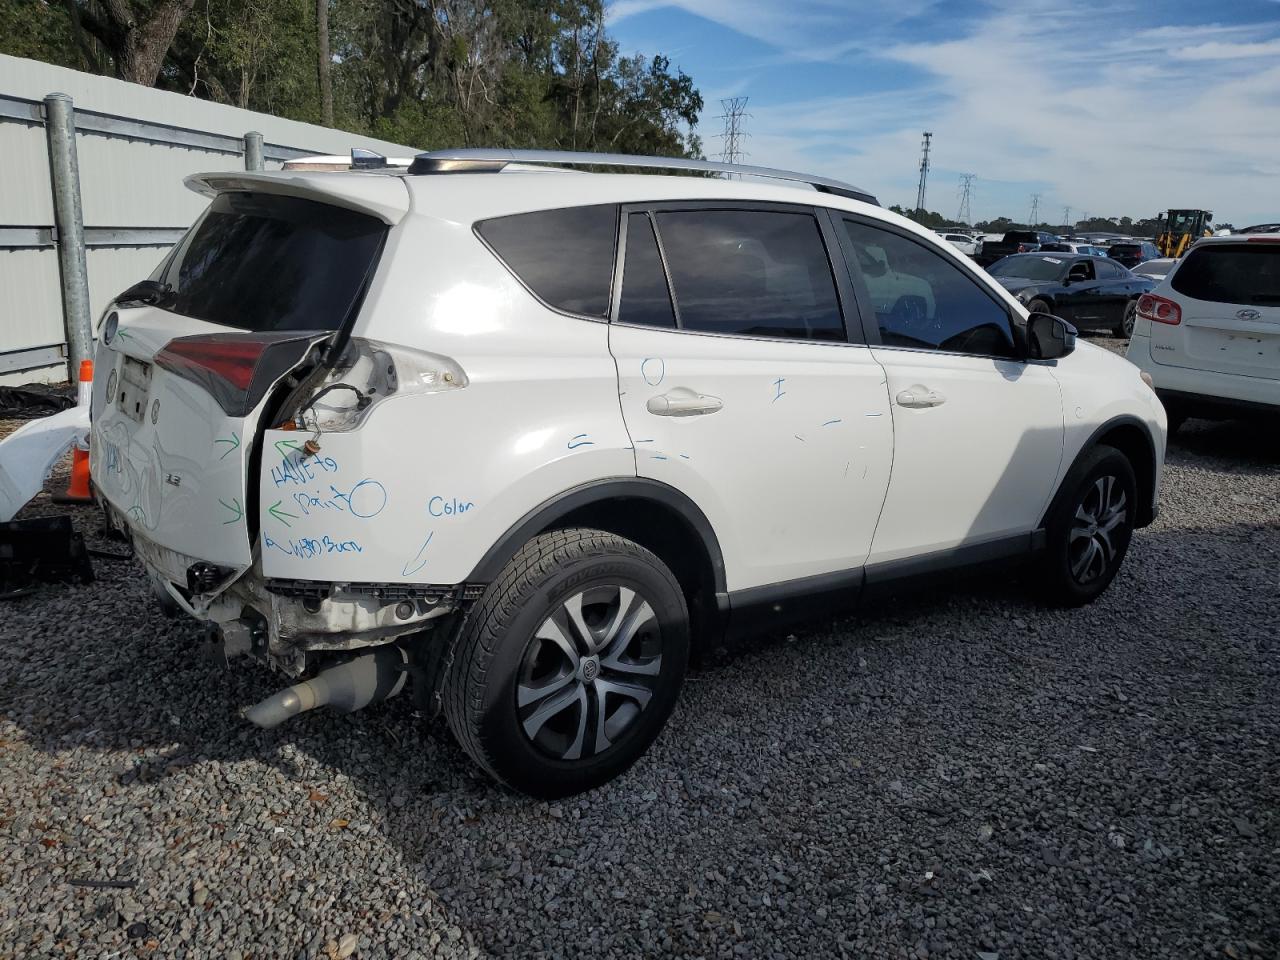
[43,93,92,379]
[244,131,264,171]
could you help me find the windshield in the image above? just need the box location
[153,193,387,331]
[1171,244,1280,305]
[989,256,1066,281]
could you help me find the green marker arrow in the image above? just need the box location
[219,497,243,524]
[274,438,302,460]
[267,499,297,527]
[214,431,241,460]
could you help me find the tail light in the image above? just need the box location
[1136,293,1181,326]
[155,333,318,416]
[286,338,468,433]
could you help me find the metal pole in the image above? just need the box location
[43,93,92,379]
[244,131,264,171]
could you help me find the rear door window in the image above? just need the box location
[617,213,676,328]
[157,193,387,331]
[1171,244,1280,305]
[477,204,618,317]
[653,209,845,341]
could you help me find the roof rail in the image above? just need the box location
[407,148,878,206]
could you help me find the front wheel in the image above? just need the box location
[1026,298,1052,316]
[1036,445,1137,607]
[444,528,689,798]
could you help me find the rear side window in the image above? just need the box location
[477,204,618,317]
[617,213,676,328]
[654,209,845,341]
[1171,244,1280,305]
[157,193,386,331]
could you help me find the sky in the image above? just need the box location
[607,0,1280,227]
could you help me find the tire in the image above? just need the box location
[1114,300,1137,338]
[444,527,689,798]
[1036,445,1137,607]
[1026,299,1052,316]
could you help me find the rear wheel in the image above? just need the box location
[1036,445,1137,607]
[444,528,689,798]
[1115,300,1137,338]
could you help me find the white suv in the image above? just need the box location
[1127,235,1280,430]
[89,149,1166,797]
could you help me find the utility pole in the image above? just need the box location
[956,173,975,225]
[718,97,750,171]
[915,132,932,213]
[1028,193,1041,228]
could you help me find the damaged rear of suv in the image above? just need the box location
[92,173,474,721]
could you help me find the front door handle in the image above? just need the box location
[646,387,723,417]
[895,387,946,408]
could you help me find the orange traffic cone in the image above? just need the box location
[54,359,94,504]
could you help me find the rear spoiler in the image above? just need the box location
[184,171,410,225]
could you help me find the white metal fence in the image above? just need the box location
[0,54,418,386]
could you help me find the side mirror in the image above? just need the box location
[1026,312,1076,360]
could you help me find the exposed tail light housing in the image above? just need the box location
[1136,293,1182,326]
[290,338,468,433]
[155,333,320,416]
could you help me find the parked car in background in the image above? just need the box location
[1127,235,1279,431]
[988,253,1153,336]
[1238,223,1280,235]
[976,230,1059,266]
[935,231,981,257]
[1131,258,1178,282]
[1042,242,1109,256]
[88,149,1167,797]
[1107,240,1162,269]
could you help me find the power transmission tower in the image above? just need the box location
[956,173,976,225]
[1062,205,1072,230]
[914,132,932,212]
[1027,193,1041,227]
[717,97,750,170]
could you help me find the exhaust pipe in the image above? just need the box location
[244,645,409,729]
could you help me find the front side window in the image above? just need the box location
[843,219,1017,358]
[476,204,618,317]
[653,209,845,341]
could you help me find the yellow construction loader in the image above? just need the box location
[1156,209,1213,258]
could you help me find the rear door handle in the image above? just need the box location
[646,387,723,417]
[895,387,946,408]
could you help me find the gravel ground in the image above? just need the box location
[2,354,1278,960]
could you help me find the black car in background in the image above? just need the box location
[988,254,1154,337]
[1106,240,1161,269]
[975,229,1059,266]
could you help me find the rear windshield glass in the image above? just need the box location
[988,256,1065,281]
[155,193,387,331]
[1171,244,1280,305]
[476,205,618,317]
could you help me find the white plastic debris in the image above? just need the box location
[0,405,90,521]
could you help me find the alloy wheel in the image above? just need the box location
[1068,475,1129,584]
[1122,301,1137,337]
[516,584,663,761]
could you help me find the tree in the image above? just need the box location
[64,0,198,86]
[317,0,332,125]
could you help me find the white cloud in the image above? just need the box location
[696,2,1280,224]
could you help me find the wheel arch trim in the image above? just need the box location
[1044,414,1160,528]
[465,477,728,595]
